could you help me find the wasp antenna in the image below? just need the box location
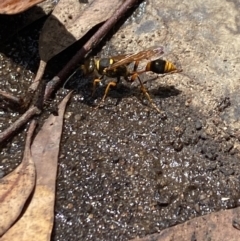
[63,70,77,89]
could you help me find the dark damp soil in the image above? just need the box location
[50,84,240,241]
[1,4,240,241]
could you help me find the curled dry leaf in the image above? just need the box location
[0,92,72,241]
[39,0,124,62]
[0,0,46,14]
[0,120,37,237]
[129,207,240,241]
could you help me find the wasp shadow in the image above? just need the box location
[63,71,181,108]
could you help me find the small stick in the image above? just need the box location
[0,89,23,106]
[29,60,47,93]
[0,106,41,144]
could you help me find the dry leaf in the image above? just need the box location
[0,0,46,14]
[0,0,56,44]
[0,121,36,237]
[0,92,72,241]
[39,0,124,62]
[30,0,93,90]
[129,207,240,241]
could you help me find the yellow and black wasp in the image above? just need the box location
[81,46,180,113]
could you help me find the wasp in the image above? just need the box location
[81,46,180,113]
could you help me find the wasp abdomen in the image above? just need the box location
[164,61,177,73]
[146,59,177,74]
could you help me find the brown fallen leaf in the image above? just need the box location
[39,0,123,62]
[0,92,72,241]
[129,207,240,241]
[0,0,57,44]
[0,0,46,14]
[0,120,37,237]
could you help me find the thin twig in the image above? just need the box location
[0,106,41,144]
[0,89,23,106]
[29,60,47,93]
[44,0,139,100]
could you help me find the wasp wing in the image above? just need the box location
[107,46,164,70]
[110,54,131,63]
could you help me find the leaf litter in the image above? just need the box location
[130,207,240,241]
[0,120,37,236]
[0,92,72,240]
[39,0,124,62]
[0,0,56,44]
[0,0,46,14]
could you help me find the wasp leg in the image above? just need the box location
[130,61,146,82]
[133,60,140,72]
[133,74,162,113]
[92,77,103,97]
[95,77,120,109]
